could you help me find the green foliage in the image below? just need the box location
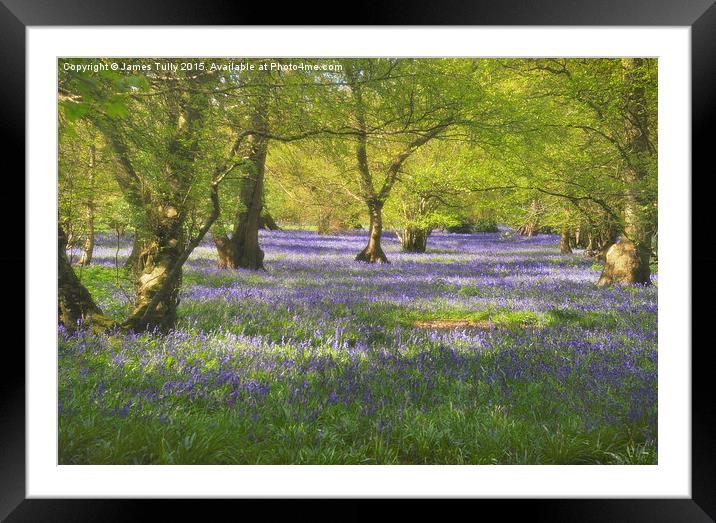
[445,218,499,234]
[59,57,658,253]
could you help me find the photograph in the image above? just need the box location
[56,56,658,465]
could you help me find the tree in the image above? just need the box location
[516,58,657,284]
[212,60,349,268]
[60,59,226,330]
[384,141,475,252]
[212,66,271,270]
[597,58,657,285]
[466,58,657,284]
[57,223,114,331]
[323,59,468,263]
[58,121,126,265]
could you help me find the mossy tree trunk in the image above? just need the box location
[123,91,210,329]
[125,182,220,332]
[72,64,225,332]
[58,223,113,331]
[125,207,185,331]
[399,226,429,253]
[98,84,210,330]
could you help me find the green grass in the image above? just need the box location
[58,335,655,465]
[60,405,655,465]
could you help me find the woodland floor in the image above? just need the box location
[59,228,658,464]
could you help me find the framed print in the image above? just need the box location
[3,0,715,520]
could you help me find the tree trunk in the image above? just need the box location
[230,138,267,270]
[78,144,96,266]
[597,238,651,286]
[599,226,618,261]
[214,93,268,270]
[598,197,652,285]
[125,169,221,332]
[586,232,595,253]
[356,200,389,263]
[559,227,572,254]
[213,155,266,270]
[58,224,113,331]
[399,226,429,253]
[125,207,184,331]
[63,223,78,265]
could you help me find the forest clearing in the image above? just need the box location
[58,57,658,464]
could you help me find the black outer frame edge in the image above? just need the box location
[692,1,716,521]
[0,0,714,26]
[0,1,26,522]
[1,499,716,523]
[4,0,715,521]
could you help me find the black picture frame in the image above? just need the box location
[2,1,714,521]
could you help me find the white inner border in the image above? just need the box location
[27,27,691,498]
